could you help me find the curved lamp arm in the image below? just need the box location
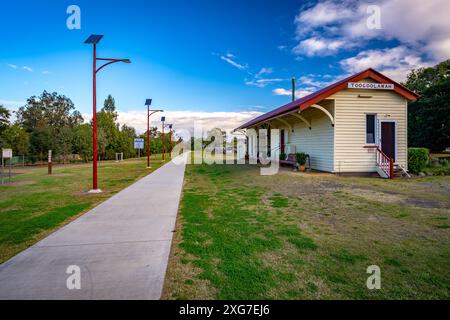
[96,58,131,74]
[148,110,163,118]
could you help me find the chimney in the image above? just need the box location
[291,77,296,102]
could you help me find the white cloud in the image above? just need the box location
[245,77,287,88]
[293,37,348,57]
[22,66,33,72]
[290,0,450,81]
[298,76,327,87]
[272,88,313,98]
[344,0,450,58]
[247,105,266,110]
[339,46,431,81]
[244,67,287,88]
[42,70,51,74]
[256,67,273,77]
[0,99,26,108]
[220,55,247,70]
[294,1,354,37]
[7,64,18,69]
[293,0,450,61]
[83,110,264,134]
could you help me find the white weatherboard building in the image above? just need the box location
[236,69,420,178]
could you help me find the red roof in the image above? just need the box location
[236,68,419,130]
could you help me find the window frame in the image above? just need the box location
[365,113,378,145]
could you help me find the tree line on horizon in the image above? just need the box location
[0,93,176,164]
[0,59,449,163]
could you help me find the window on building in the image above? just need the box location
[366,114,376,144]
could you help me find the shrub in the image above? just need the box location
[408,148,429,173]
[440,159,449,167]
[424,166,450,176]
[279,153,287,161]
[295,152,308,165]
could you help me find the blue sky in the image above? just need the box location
[0,0,448,131]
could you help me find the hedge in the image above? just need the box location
[408,148,429,173]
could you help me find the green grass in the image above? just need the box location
[163,164,450,299]
[0,156,165,263]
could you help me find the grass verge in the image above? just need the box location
[163,164,450,299]
[0,156,164,263]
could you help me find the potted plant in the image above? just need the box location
[279,153,287,161]
[295,152,307,172]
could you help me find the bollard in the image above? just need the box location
[48,150,52,175]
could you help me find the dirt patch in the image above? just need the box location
[47,173,75,177]
[1,180,35,187]
[404,197,445,209]
[264,171,344,197]
[349,188,404,204]
[0,172,23,177]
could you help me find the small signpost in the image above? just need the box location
[48,150,52,175]
[134,138,144,158]
[2,148,13,184]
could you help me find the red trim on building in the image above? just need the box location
[236,68,419,130]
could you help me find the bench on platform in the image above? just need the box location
[280,153,297,168]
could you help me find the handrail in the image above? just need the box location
[376,147,394,179]
[267,145,281,158]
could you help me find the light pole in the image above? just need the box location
[164,123,173,157]
[161,116,166,161]
[146,99,163,168]
[85,34,131,193]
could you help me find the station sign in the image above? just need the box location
[134,138,144,149]
[2,148,12,159]
[348,82,394,90]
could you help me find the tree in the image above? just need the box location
[96,110,120,159]
[0,124,30,155]
[102,94,117,120]
[16,91,82,160]
[73,123,92,162]
[0,105,11,134]
[403,60,450,152]
[118,124,136,158]
[55,126,74,163]
[97,127,108,160]
[94,95,122,159]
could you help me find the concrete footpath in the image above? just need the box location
[0,152,188,299]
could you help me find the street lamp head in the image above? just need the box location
[84,34,104,45]
[168,124,173,129]
[145,99,152,106]
[121,59,132,64]
[161,116,166,122]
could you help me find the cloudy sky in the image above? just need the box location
[0,0,449,133]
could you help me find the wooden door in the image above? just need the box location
[381,122,396,161]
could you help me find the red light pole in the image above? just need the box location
[168,124,173,156]
[161,116,166,161]
[85,35,131,192]
[165,124,173,158]
[145,99,163,168]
